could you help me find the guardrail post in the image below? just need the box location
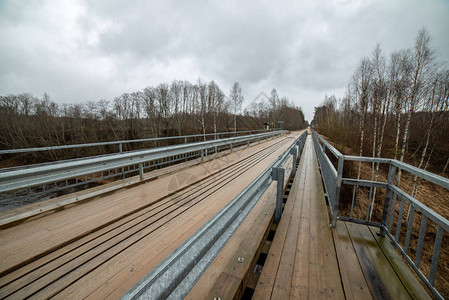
[201,149,204,162]
[119,143,125,178]
[291,147,298,178]
[184,137,187,144]
[230,143,233,153]
[273,166,285,224]
[331,156,344,227]
[139,163,144,180]
[380,163,396,237]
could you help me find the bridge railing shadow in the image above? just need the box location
[312,130,449,300]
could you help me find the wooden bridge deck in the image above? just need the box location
[252,135,431,300]
[0,134,298,299]
[0,133,434,299]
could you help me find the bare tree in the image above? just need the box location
[352,58,374,179]
[369,45,389,219]
[395,28,435,200]
[411,69,449,196]
[230,82,243,132]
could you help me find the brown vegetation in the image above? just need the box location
[0,81,307,166]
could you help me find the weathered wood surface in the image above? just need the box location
[253,135,431,300]
[0,133,300,299]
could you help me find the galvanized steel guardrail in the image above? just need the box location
[312,129,449,300]
[122,131,308,300]
[0,130,270,155]
[0,131,283,196]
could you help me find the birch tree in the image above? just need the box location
[230,82,243,133]
[352,58,374,179]
[411,69,449,196]
[369,45,389,219]
[398,28,435,183]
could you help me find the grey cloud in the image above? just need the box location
[1,0,448,121]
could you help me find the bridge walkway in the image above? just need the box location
[251,135,431,300]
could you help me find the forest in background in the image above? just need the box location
[312,28,449,177]
[0,80,307,164]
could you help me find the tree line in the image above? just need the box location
[312,28,449,179]
[0,79,307,162]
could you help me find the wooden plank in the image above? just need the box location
[270,179,303,299]
[87,137,299,299]
[368,226,431,300]
[0,135,273,252]
[306,137,345,300]
[332,222,372,300]
[0,133,301,299]
[346,222,410,300]
[0,155,207,229]
[54,136,298,299]
[0,135,288,270]
[3,187,219,298]
[35,162,276,299]
[1,177,223,293]
[289,180,310,300]
[186,182,276,299]
[314,200,345,298]
[270,141,309,299]
[252,186,295,298]
[2,167,228,295]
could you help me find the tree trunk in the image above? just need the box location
[369,93,390,220]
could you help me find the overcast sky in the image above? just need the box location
[1,0,448,121]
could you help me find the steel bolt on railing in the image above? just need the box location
[312,129,449,300]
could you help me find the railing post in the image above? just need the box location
[331,156,344,227]
[230,143,233,153]
[291,147,298,178]
[184,137,187,144]
[119,143,125,179]
[139,163,144,180]
[274,166,285,224]
[201,149,204,162]
[380,163,396,237]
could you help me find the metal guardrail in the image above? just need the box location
[122,130,308,299]
[311,130,341,227]
[0,131,284,201]
[0,130,270,155]
[312,130,449,300]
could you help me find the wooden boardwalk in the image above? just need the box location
[252,135,431,300]
[0,132,434,299]
[0,134,299,299]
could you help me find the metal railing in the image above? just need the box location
[312,130,449,300]
[0,130,270,155]
[122,130,308,299]
[0,131,284,204]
